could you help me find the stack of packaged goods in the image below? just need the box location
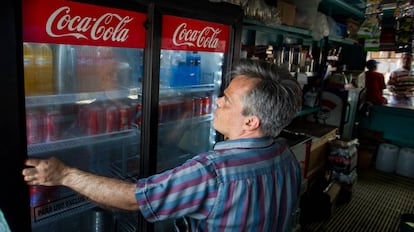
[327,138,359,204]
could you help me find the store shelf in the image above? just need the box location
[243,18,312,38]
[297,106,320,117]
[243,18,357,45]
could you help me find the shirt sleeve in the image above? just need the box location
[135,155,218,222]
[380,74,386,90]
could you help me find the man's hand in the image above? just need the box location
[22,157,139,211]
[22,157,70,186]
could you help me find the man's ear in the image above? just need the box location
[244,115,260,131]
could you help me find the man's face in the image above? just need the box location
[402,54,412,69]
[213,76,256,140]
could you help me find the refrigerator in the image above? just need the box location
[1,0,242,231]
[144,2,243,231]
[21,0,147,231]
[306,87,362,139]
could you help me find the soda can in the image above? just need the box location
[77,105,89,134]
[134,103,142,126]
[29,186,44,207]
[202,96,211,115]
[44,110,61,142]
[87,106,104,135]
[183,98,193,118]
[158,103,164,123]
[174,99,184,120]
[87,106,99,135]
[105,106,119,133]
[193,97,203,117]
[26,110,43,144]
[119,105,131,130]
[30,186,59,207]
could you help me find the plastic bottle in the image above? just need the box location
[170,51,187,87]
[23,43,36,96]
[76,46,93,92]
[160,51,172,87]
[187,51,201,85]
[96,46,115,91]
[33,43,55,95]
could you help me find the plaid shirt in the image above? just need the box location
[136,137,302,232]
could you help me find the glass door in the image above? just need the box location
[22,0,146,231]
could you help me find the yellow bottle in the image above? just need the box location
[33,43,55,95]
[23,43,36,96]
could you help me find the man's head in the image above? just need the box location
[401,52,413,70]
[366,59,378,71]
[213,60,302,139]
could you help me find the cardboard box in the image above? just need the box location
[277,0,296,26]
[286,121,338,179]
[325,181,342,213]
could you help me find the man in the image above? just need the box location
[22,60,303,231]
[388,52,413,85]
[365,59,387,105]
[388,52,414,98]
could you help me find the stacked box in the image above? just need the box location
[328,139,358,175]
[327,139,359,205]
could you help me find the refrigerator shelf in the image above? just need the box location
[159,114,213,128]
[25,88,140,107]
[160,84,215,97]
[28,125,140,156]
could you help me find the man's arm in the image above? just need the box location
[22,157,139,211]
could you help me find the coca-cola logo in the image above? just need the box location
[45,6,133,42]
[172,23,222,48]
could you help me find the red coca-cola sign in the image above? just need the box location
[22,0,146,48]
[162,15,229,53]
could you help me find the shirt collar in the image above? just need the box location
[213,137,277,151]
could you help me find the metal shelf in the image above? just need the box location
[243,18,357,45]
[28,125,140,155]
[25,88,140,107]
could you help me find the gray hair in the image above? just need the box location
[227,60,302,137]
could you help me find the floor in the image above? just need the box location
[301,167,414,232]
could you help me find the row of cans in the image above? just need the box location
[158,96,211,123]
[77,104,132,136]
[26,96,211,144]
[26,109,63,144]
[26,103,134,144]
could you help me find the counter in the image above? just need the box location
[385,95,414,109]
[360,95,414,147]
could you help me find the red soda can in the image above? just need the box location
[202,96,211,115]
[135,103,142,126]
[44,110,61,142]
[87,106,105,135]
[105,106,119,133]
[30,186,58,207]
[119,105,131,130]
[87,107,98,135]
[183,98,193,118]
[193,97,203,117]
[29,186,43,207]
[77,105,88,134]
[26,110,43,144]
[158,102,165,123]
